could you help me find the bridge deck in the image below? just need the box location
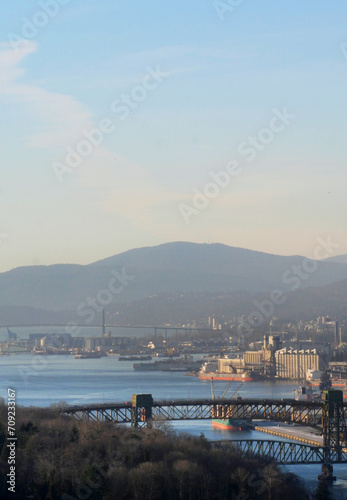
[60,397,347,465]
[213,440,347,464]
[63,397,326,412]
[62,397,329,428]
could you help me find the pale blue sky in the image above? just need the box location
[1,1,347,271]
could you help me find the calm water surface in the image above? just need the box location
[0,353,346,498]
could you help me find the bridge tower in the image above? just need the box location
[131,394,153,428]
[320,390,347,481]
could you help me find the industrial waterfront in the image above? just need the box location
[1,352,347,498]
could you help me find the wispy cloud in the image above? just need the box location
[88,44,250,90]
[112,45,252,65]
[0,41,92,148]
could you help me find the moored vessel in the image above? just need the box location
[212,418,253,431]
[212,419,241,431]
[306,369,347,395]
[198,371,259,382]
[295,385,321,402]
[298,378,347,401]
[119,355,152,361]
[134,354,202,372]
[74,352,102,359]
[198,360,260,381]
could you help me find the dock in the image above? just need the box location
[254,422,323,446]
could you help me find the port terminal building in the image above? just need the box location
[218,335,331,380]
[274,348,326,379]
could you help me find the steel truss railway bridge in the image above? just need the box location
[213,440,340,465]
[62,391,347,479]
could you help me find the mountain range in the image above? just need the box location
[1,242,347,326]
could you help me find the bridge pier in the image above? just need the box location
[319,390,347,481]
[318,463,335,482]
[131,394,153,428]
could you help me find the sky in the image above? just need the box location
[0,0,347,272]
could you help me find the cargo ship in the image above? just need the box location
[32,347,70,355]
[134,355,203,372]
[306,369,347,392]
[295,385,321,402]
[212,418,253,431]
[198,361,260,382]
[199,371,259,382]
[296,384,347,401]
[74,352,102,359]
[119,355,152,361]
[308,379,347,387]
[304,370,347,400]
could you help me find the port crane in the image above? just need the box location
[210,379,243,400]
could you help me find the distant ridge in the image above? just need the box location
[1,242,347,316]
[91,242,286,270]
[322,254,347,264]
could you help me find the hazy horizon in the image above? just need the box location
[1,1,346,272]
